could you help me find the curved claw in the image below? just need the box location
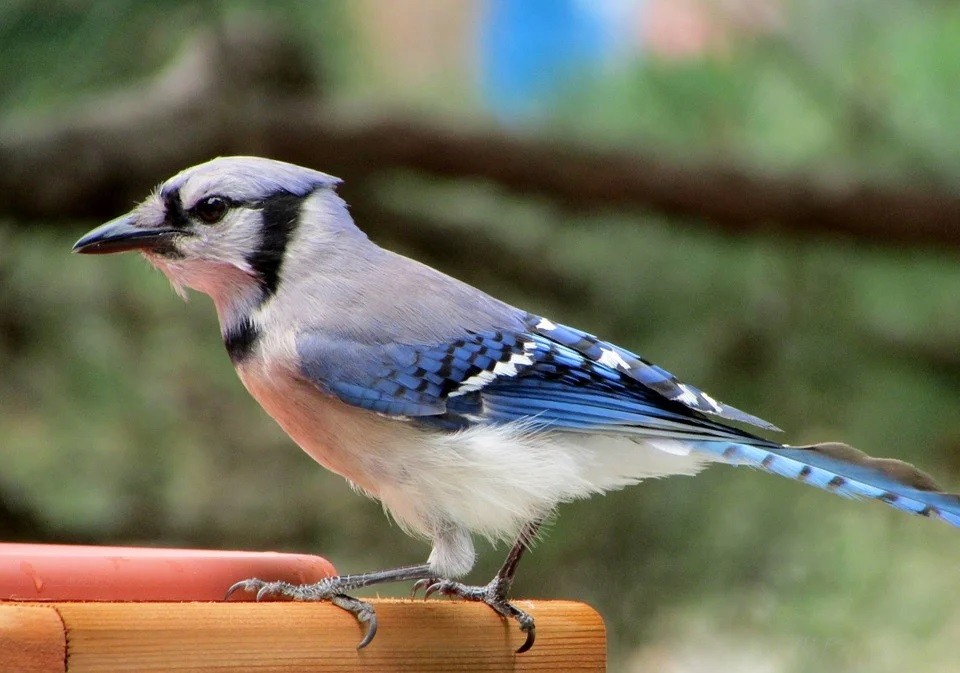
[516,624,536,654]
[410,578,432,599]
[423,581,445,600]
[224,578,263,601]
[223,576,381,649]
[329,593,379,650]
[417,577,537,653]
[356,612,378,650]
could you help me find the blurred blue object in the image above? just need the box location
[479,0,639,120]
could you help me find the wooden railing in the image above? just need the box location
[0,544,606,671]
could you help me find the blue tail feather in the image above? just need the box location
[693,440,960,527]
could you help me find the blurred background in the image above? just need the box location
[3,1,960,670]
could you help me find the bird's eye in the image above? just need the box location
[194,196,228,224]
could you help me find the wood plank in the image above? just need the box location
[0,604,66,673]
[51,600,604,672]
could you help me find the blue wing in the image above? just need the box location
[296,313,777,440]
[522,314,779,430]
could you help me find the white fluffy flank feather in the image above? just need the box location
[375,421,712,555]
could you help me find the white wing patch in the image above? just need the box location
[449,343,536,397]
[675,384,700,406]
[536,317,557,331]
[700,391,723,412]
[450,369,497,395]
[597,347,631,370]
[492,353,534,377]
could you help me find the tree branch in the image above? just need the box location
[2,25,959,251]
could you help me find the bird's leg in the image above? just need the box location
[412,520,542,653]
[225,562,434,649]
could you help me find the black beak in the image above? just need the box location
[72,215,180,255]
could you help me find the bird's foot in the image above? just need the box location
[225,577,377,649]
[411,576,535,653]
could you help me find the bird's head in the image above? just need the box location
[73,156,349,304]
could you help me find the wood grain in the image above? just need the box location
[0,604,66,673]
[4,600,605,672]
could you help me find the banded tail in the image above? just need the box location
[695,440,960,527]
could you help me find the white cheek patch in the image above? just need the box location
[143,207,267,303]
[177,209,263,275]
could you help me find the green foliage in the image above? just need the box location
[0,1,352,112]
[553,0,960,183]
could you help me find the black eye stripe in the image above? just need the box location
[246,191,305,296]
[163,191,190,229]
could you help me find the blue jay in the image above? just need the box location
[74,156,960,652]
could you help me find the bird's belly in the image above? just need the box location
[233,363,712,542]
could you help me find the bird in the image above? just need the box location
[73,156,960,653]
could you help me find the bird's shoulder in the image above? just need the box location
[294,311,778,433]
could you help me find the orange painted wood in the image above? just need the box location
[0,604,66,673]
[0,544,336,601]
[11,600,604,672]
